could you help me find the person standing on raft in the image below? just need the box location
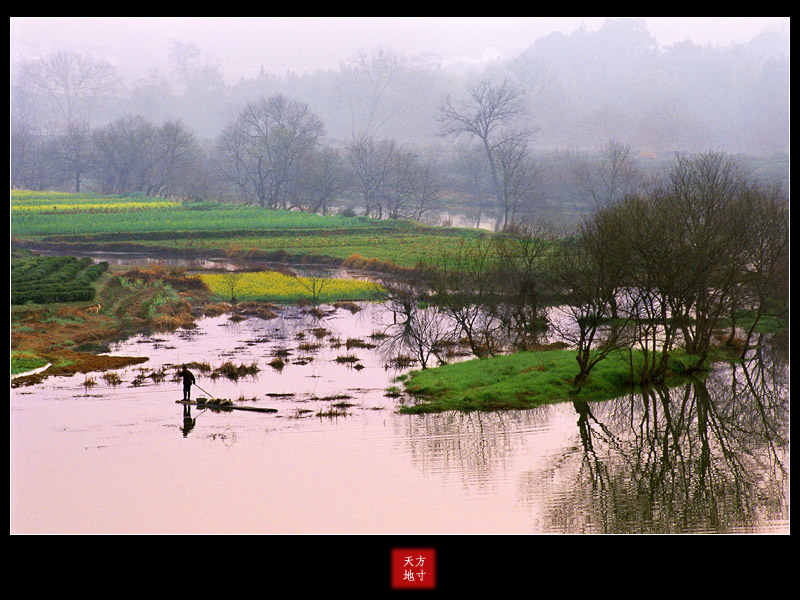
[180,365,196,401]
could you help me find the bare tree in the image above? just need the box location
[594,190,690,384]
[91,116,152,195]
[336,48,425,140]
[89,116,201,197]
[220,270,245,303]
[492,219,556,349]
[149,120,201,198]
[218,94,325,208]
[292,268,332,307]
[380,275,454,369]
[289,145,346,214]
[550,228,630,392]
[493,133,544,229]
[663,152,750,362]
[52,121,94,192]
[420,235,505,358]
[17,51,118,131]
[574,152,783,381]
[576,139,645,207]
[438,79,532,205]
[383,147,445,221]
[345,133,397,218]
[168,40,202,92]
[736,181,789,357]
[10,117,57,190]
[452,141,491,228]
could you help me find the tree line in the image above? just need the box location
[11,32,789,228]
[380,152,788,392]
[12,53,656,231]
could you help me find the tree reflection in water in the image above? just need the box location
[395,336,787,533]
[544,342,789,534]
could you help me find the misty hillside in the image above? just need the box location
[12,18,789,153]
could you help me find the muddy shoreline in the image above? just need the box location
[10,244,403,389]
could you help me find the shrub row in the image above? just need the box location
[11,255,108,305]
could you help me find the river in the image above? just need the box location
[10,304,789,534]
[9,255,790,534]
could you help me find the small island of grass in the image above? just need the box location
[398,347,720,414]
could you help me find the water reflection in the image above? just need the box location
[181,403,197,437]
[10,274,788,533]
[395,346,788,534]
[400,410,552,489]
[536,354,788,533]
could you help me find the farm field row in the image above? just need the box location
[10,191,485,268]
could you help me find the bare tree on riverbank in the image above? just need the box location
[438,79,542,228]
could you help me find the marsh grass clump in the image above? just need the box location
[316,405,350,418]
[184,361,212,373]
[314,394,353,402]
[102,371,123,386]
[150,367,168,382]
[268,357,286,371]
[345,338,376,349]
[214,361,260,380]
[334,354,361,365]
[235,394,259,403]
[331,401,356,409]
[297,342,321,352]
[388,355,416,369]
[333,301,362,313]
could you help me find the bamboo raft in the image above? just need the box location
[176,399,277,413]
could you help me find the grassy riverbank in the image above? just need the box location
[398,347,720,414]
[10,262,213,386]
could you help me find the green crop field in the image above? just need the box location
[10,190,487,268]
[11,254,108,305]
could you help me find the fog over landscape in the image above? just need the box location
[10,17,790,224]
[11,17,789,146]
[10,17,790,81]
[10,18,791,538]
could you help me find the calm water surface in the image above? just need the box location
[10,302,789,534]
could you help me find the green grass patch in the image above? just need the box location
[717,307,789,335]
[399,348,713,414]
[10,351,50,376]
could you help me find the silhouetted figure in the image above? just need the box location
[180,365,196,401]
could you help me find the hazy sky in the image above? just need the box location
[10,17,790,84]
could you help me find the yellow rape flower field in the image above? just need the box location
[200,271,385,304]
